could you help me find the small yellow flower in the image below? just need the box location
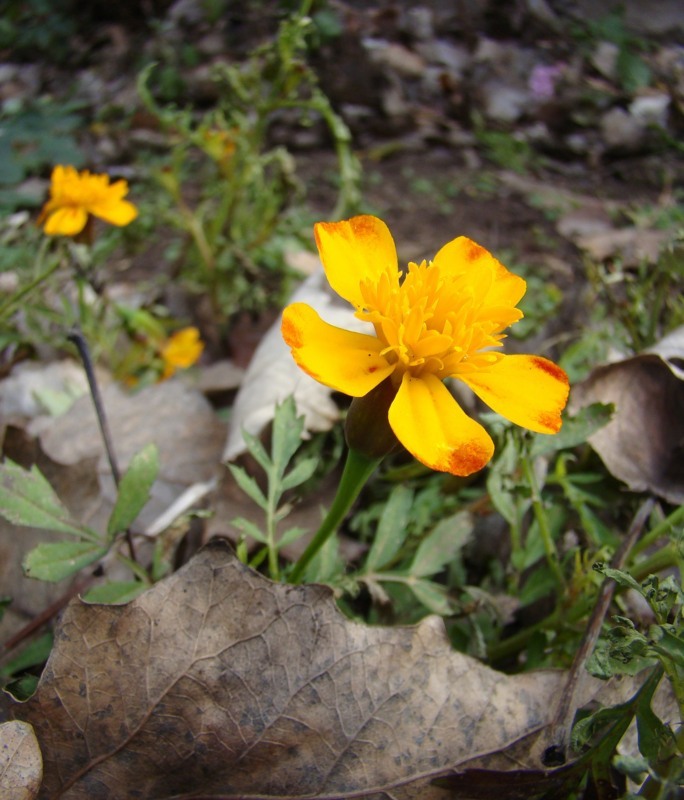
[39,165,138,237]
[281,215,569,476]
[160,327,204,379]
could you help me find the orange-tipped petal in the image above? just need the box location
[314,215,399,307]
[432,236,526,308]
[388,372,494,476]
[282,302,394,396]
[460,354,569,433]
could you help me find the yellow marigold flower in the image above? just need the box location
[281,215,569,476]
[39,165,138,236]
[160,327,204,379]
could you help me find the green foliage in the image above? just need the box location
[353,485,473,616]
[0,460,99,542]
[0,0,79,64]
[230,396,318,581]
[583,230,684,352]
[138,6,360,324]
[589,567,684,716]
[472,115,539,174]
[574,11,653,94]
[107,444,160,538]
[572,669,682,799]
[0,99,85,194]
[0,444,159,584]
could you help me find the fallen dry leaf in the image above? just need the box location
[574,227,668,265]
[0,720,42,800]
[12,540,600,800]
[570,326,684,503]
[39,378,226,532]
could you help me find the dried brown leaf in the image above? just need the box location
[39,379,226,531]
[0,720,43,800]
[12,541,598,800]
[570,327,684,503]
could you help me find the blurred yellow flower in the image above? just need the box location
[282,215,569,476]
[160,327,204,379]
[39,165,138,237]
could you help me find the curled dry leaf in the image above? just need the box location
[38,379,226,531]
[13,541,600,800]
[570,326,684,503]
[223,269,369,461]
[0,720,43,800]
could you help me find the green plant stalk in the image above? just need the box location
[633,503,684,557]
[521,453,566,590]
[488,542,681,664]
[266,475,282,582]
[290,448,381,584]
[0,238,58,320]
[632,542,680,581]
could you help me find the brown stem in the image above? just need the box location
[2,574,96,655]
[542,496,656,765]
[68,328,137,564]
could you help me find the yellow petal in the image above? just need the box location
[460,354,569,433]
[43,207,88,236]
[281,302,394,396]
[388,372,494,476]
[162,327,204,370]
[90,198,138,227]
[314,215,399,307]
[432,236,526,308]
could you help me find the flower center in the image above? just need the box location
[356,259,522,381]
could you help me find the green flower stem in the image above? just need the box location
[290,448,381,584]
[521,454,566,591]
[0,238,57,320]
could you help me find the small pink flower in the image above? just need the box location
[529,63,565,100]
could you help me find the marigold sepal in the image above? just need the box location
[345,377,400,459]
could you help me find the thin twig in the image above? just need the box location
[68,328,137,562]
[2,574,96,654]
[542,496,656,765]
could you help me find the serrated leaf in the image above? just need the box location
[303,532,342,583]
[107,444,160,538]
[228,464,267,509]
[271,396,305,476]
[241,430,272,473]
[487,435,525,526]
[636,692,675,764]
[0,460,98,541]
[410,511,473,578]
[409,578,454,615]
[23,541,108,582]
[231,516,268,544]
[278,526,307,548]
[279,457,318,492]
[530,402,613,457]
[365,485,413,573]
[594,563,643,593]
[650,626,684,670]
